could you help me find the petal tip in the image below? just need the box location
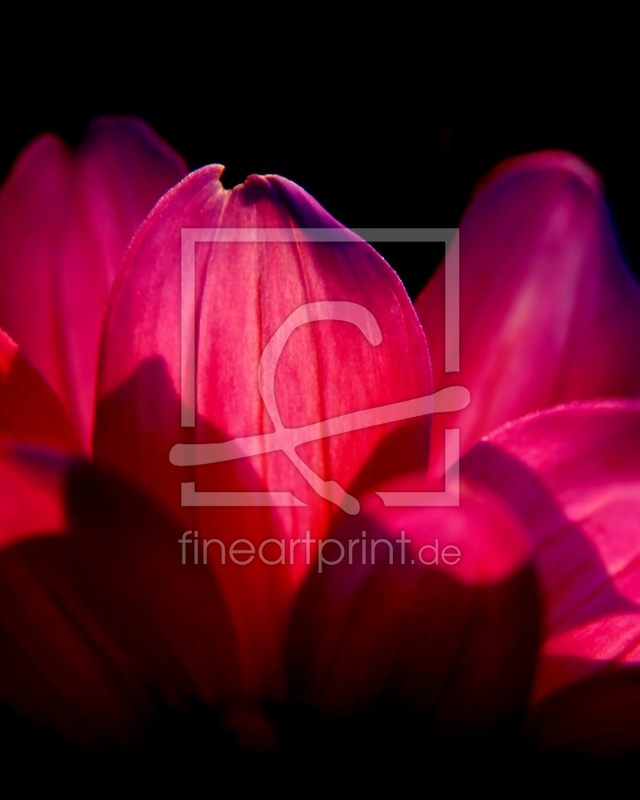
[474,150,603,201]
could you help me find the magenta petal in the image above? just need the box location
[463,401,640,753]
[93,167,431,695]
[0,444,237,748]
[416,152,640,478]
[286,476,540,736]
[0,327,80,452]
[0,118,187,449]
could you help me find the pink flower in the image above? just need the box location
[0,118,239,750]
[92,164,430,697]
[1,121,640,772]
[0,117,186,450]
[416,152,640,479]
[288,154,640,756]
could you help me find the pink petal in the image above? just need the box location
[286,475,540,737]
[463,400,640,753]
[93,167,431,696]
[416,152,640,480]
[0,117,187,450]
[0,443,238,748]
[0,327,80,452]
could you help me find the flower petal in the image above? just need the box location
[286,475,540,737]
[416,152,640,478]
[93,167,431,695]
[0,117,187,449]
[0,327,80,452]
[0,443,238,748]
[463,400,640,753]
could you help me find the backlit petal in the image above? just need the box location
[416,152,640,480]
[463,400,640,753]
[93,167,431,695]
[0,117,186,449]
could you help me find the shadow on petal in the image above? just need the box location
[287,476,541,741]
[0,444,238,750]
[464,401,640,754]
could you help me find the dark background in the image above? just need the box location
[1,40,637,300]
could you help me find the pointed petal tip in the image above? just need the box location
[2,132,71,186]
[81,115,189,176]
[146,162,226,200]
[474,149,603,200]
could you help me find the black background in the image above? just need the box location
[2,36,637,299]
